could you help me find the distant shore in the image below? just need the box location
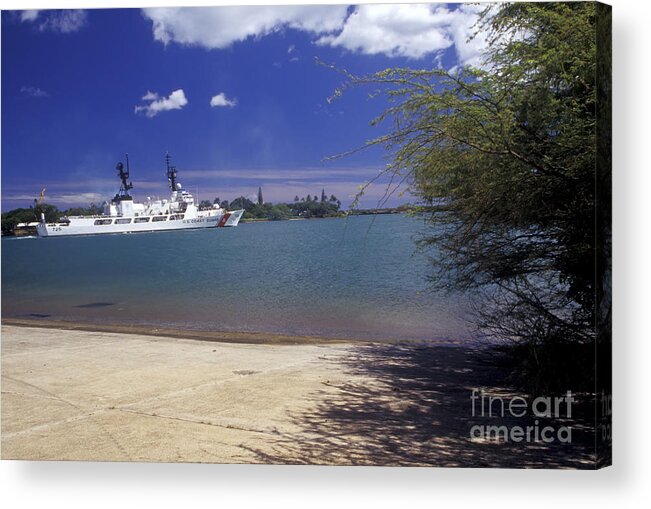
[239,209,408,224]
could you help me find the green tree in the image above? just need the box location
[333,2,609,392]
[1,203,60,235]
[62,203,103,216]
[266,203,292,221]
[230,196,255,210]
[257,187,264,205]
[288,196,341,218]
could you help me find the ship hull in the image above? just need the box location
[36,210,244,237]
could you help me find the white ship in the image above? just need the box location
[36,154,244,237]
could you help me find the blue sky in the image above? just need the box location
[1,4,487,211]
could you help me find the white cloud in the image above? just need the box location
[135,89,188,118]
[141,91,159,101]
[317,4,453,59]
[181,167,380,182]
[49,192,106,205]
[20,85,48,98]
[447,4,490,69]
[210,92,237,108]
[20,10,40,22]
[142,5,349,49]
[44,10,87,33]
[2,192,106,207]
[318,4,488,64]
[141,4,487,66]
[20,9,88,33]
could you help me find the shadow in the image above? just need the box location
[74,302,115,309]
[244,343,596,468]
[19,313,52,318]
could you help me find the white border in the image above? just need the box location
[2,1,650,508]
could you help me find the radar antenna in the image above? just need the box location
[166,152,179,191]
[114,153,133,200]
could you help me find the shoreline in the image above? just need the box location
[0,317,350,346]
[0,317,468,346]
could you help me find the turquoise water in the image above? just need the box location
[1,214,471,341]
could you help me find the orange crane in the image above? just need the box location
[33,187,46,221]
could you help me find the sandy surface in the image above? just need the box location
[1,324,596,467]
[1,324,360,463]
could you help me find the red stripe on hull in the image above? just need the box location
[217,213,231,227]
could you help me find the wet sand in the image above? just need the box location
[1,323,595,467]
[1,317,469,346]
[1,317,354,345]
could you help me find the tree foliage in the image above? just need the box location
[332,2,606,391]
[1,203,101,235]
[61,203,104,216]
[227,193,342,220]
[289,196,340,218]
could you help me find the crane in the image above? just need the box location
[37,187,46,206]
[33,187,46,221]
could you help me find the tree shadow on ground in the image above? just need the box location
[243,343,596,468]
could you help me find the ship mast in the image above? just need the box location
[114,153,133,200]
[166,152,179,192]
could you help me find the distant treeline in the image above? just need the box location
[347,206,411,215]
[1,203,103,235]
[200,188,345,220]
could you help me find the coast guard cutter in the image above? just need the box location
[36,154,244,237]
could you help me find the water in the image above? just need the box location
[1,214,472,341]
